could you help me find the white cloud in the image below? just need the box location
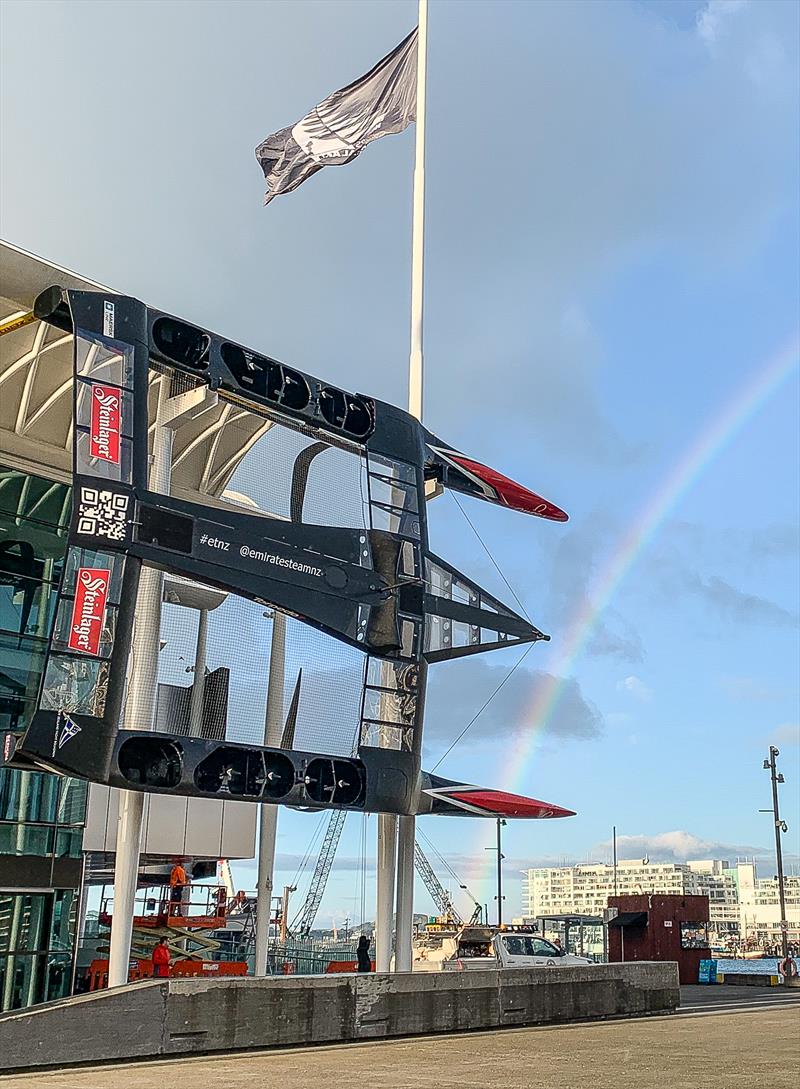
[771,722,800,748]
[697,0,749,45]
[618,675,654,702]
[594,829,796,867]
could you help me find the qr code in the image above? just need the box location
[76,486,130,542]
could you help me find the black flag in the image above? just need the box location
[256,28,417,204]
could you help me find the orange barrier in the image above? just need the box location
[86,957,247,990]
[87,958,153,991]
[325,960,375,973]
[170,960,248,978]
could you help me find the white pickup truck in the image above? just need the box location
[442,929,594,971]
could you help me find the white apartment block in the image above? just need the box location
[521,859,800,948]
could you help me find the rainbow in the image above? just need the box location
[503,335,799,794]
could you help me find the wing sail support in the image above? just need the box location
[7,287,573,821]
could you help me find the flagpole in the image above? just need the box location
[407,0,427,422]
[390,0,429,976]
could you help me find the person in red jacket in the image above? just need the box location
[152,937,171,979]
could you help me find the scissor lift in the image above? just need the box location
[87,882,247,989]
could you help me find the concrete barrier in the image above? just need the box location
[718,972,782,987]
[0,961,679,1073]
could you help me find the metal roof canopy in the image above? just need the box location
[608,911,649,928]
[0,239,270,503]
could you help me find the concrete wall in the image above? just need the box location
[0,962,679,1072]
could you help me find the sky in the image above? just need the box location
[1,0,798,926]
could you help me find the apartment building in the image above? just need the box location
[521,858,799,947]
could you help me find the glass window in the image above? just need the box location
[0,893,50,953]
[532,938,560,957]
[57,778,88,826]
[0,822,55,856]
[0,574,60,640]
[0,768,61,823]
[503,936,525,956]
[0,694,37,734]
[54,827,84,858]
[0,632,49,700]
[43,952,73,1002]
[49,891,77,953]
[0,953,44,1012]
[0,469,70,533]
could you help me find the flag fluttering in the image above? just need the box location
[256,28,418,204]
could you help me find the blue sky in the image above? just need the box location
[1,0,798,924]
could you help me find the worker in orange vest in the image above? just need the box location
[152,937,171,979]
[169,861,188,916]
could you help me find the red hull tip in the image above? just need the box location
[448,789,576,819]
[450,456,569,522]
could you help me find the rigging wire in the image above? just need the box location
[428,492,537,771]
[449,492,531,621]
[429,641,535,772]
[417,826,483,918]
[417,827,465,888]
[288,811,328,892]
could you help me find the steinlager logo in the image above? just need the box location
[89,384,121,464]
[67,567,111,655]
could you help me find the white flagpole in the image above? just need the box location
[408,0,428,422]
[392,0,429,976]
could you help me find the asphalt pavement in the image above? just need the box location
[1,987,797,1089]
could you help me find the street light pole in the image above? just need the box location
[763,746,789,959]
[484,818,506,927]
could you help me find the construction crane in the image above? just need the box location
[218,859,236,904]
[413,840,463,924]
[291,809,347,938]
[414,839,484,925]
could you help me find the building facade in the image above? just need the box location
[0,467,86,1010]
[521,858,799,950]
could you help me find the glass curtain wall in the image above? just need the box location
[0,464,87,1010]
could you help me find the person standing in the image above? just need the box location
[356,934,372,973]
[152,937,171,979]
[779,952,798,981]
[169,861,188,917]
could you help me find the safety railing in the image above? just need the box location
[98,882,228,929]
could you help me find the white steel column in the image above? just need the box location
[108,379,216,988]
[392,0,429,975]
[375,812,397,971]
[108,382,173,988]
[394,815,415,971]
[254,608,286,976]
[187,607,209,737]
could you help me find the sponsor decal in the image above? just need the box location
[2,732,13,763]
[197,531,324,578]
[57,714,82,750]
[68,567,110,655]
[103,299,115,337]
[89,384,121,464]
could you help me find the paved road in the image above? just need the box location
[678,983,800,1016]
[2,992,797,1089]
